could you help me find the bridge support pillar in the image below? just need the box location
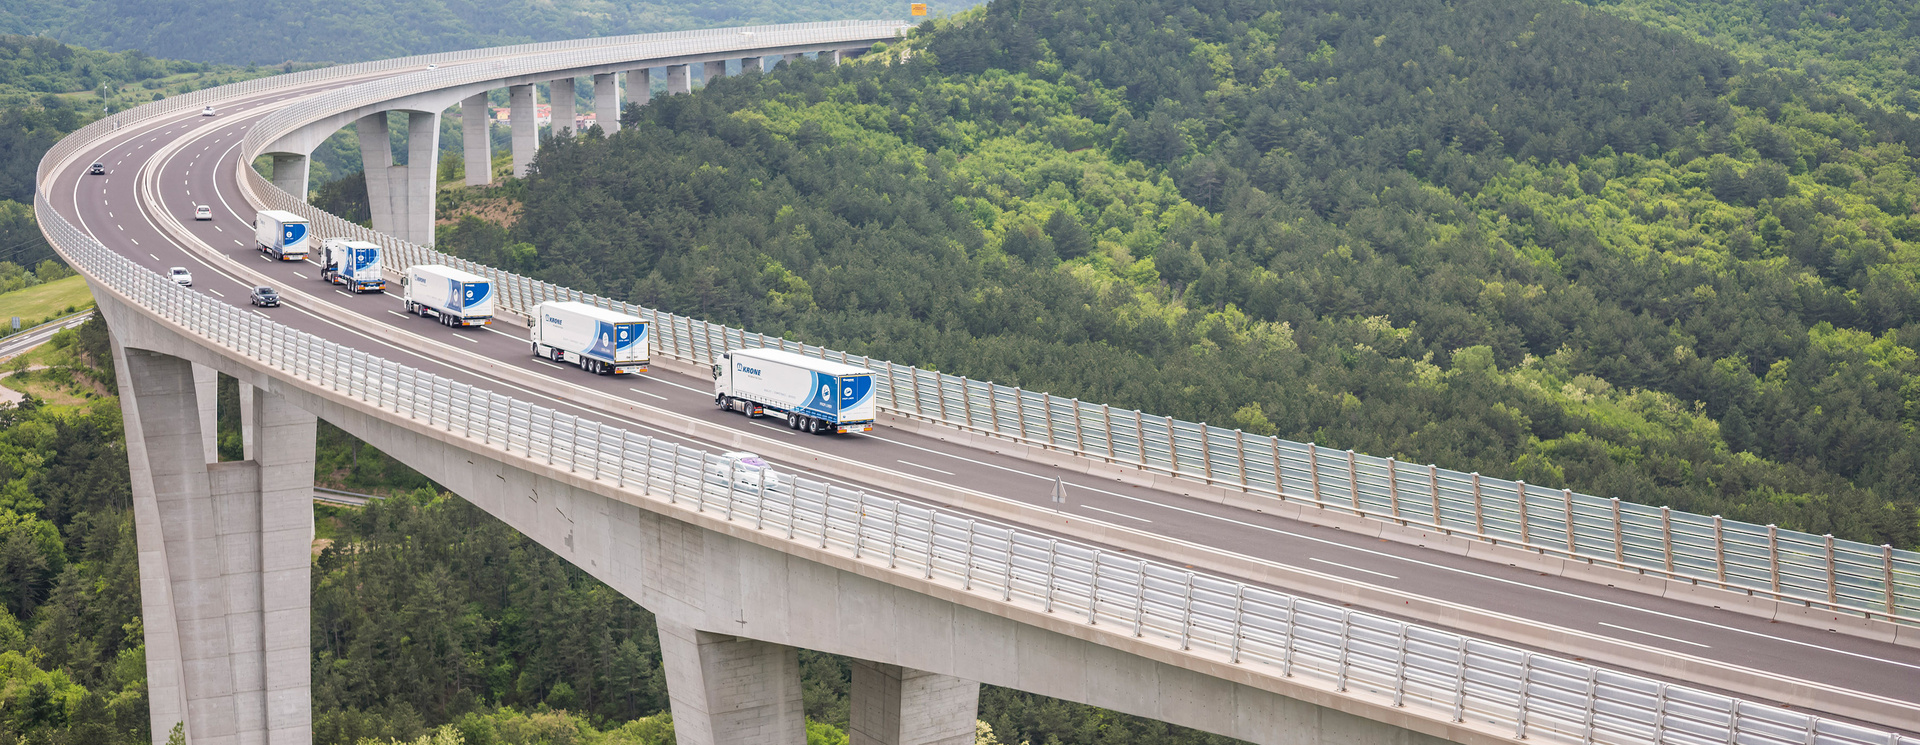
[269,154,308,201]
[849,661,979,745]
[115,343,316,745]
[741,56,764,74]
[781,53,805,66]
[593,73,620,134]
[461,93,492,186]
[658,621,806,745]
[356,111,440,246]
[510,84,537,178]
[550,77,575,137]
[667,64,690,95]
[706,60,727,82]
[192,363,218,463]
[626,68,651,108]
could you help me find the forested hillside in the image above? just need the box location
[1586,0,1920,112]
[449,0,1920,548]
[0,0,964,66]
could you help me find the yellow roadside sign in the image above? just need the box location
[911,3,928,15]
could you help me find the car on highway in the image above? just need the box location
[193,204,212,221]
[249,286,280,307]
[88,162,105,175]
[712,451,781,490]
[201,106,216,116]
[168,267,193,287]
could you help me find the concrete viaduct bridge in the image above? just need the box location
[30,21,1920,745]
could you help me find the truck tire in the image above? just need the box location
[787,413,799,429]
[715,395,729,410]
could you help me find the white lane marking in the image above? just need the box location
[1308,558,1398,580]
[107,211,112,218]
[149,253,159,261]
[637,373,708,396]
[250,309,272,319]
[386,311,411,319]
[535,359,567,370]
[896,459,954,476]
[485,326,522,339]
[260,254,272,261]
[453,334,480,343]
[628,387,669,401]
[117,224,124,230]
[1600,622,1712,649]
[861,430,1917,670]
[130,238,138,246]
[1082,505,1152,523]
[209,289,224,298]
[336,290,355,298]
[233,240,244,246]
[293,272,309,279]
[754,422,798,435]
[214,225,222,232]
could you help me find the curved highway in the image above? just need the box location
[39,49,1920,732]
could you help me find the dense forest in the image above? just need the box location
[433,0,1920,548]
[0,0,975,67]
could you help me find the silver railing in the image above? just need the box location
[218,29,1920,627]
[34,168,1918,745]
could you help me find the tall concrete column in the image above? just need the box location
[626,68,651,108]
[461,92,492,186]
[193,363,217,463]
[666,64,690,95]
[781,53,805,66]
[115,343,316,745]
[848,662,979,745]
[238,383,255,462]
[593,73,620,135]
[830,49,844,65]
[743,56,765,74]
[550,77,576,136]
[403,110,440,245]
[658,621,805,745]
[705,60,727,83]
[269,154,308,201]
[510,84,537,177]
[356,113,396,237]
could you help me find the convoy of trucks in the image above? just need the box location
[531,301,650,374]
[254,210,310,261]
[320,239,385,292]
[712,347,876,434]
[400,264,494,326]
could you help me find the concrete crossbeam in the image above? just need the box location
[849,661,978,745]
[550,77,576,137]
[510,84,536,177]
[667,64,690,95]
[461,93,492,186]
[659,620,806,745]
[593,73,620,135]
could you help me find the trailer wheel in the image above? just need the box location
[787,413,799,429]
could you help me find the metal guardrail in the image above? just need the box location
[34,159,1920,745]
[217,32,1920,627]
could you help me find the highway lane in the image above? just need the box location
[46,68,1920,719]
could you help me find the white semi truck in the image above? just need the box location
[254,210,310,261]
[712,347,876,434]
[320,238,385,293]
[400,264,494,327]
[531,300,649,375]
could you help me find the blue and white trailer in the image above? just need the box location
[400,264,493,327]
[320,238,385,292]
[254,210,310,261]
[713,347,876,434]
[531,301,649,375]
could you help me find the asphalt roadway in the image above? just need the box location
[41,64,1920,724]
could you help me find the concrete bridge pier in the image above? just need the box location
[781,53,805,67]
[550,77,576,137]
[115,342,316,745]
[593,73,620,134]
[510,84,537,177]
[356,110,440,246]
[667,64,691,94]
[848,661,979,745]
[268,154,309,201]
[461,93,492,186]
[705,60,726,83]
[627,68,651,109]
[742,56,764,74]
[658,620,807,745]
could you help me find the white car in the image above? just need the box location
[201,106,216,116]
[193,204,211,221]
[168,267,193,286]
[713,451,780,489]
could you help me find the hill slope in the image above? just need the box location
[454,0,1920,552]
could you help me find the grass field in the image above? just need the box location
[0,275,94,328]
